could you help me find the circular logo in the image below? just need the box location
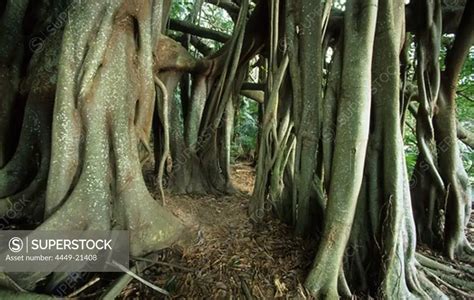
[8,237,23,253]
[29,37,45,53]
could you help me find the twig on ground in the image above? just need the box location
[67,277,100,298]
[111,261,170,296]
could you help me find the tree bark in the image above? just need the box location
[305,0,377,297]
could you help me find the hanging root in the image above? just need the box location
[154,75,170,205]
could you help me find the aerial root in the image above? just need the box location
[418,252,474,275]
[305,263,340,299]
[463,242,474,256]
[417,272,449,299]
[415,253,461,274]
[337,268,352,298]
[425,267,474,290]
[154,75,170,206]
[423,268,474,298]
[406,271,429,298]
[414,253,474,297]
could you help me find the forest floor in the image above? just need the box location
[120,163,316,299]
[114,163,474,299]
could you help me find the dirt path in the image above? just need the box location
[119,164,474,299]
[123,164,315,299]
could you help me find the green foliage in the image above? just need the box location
[232,98,259,161]
[457,47,474,182]
[170,0,194,20]
[456,47,474,122]
[404,111,419,175]
[200,3,234,34]
[404,46,473,183]
[170,0,233,33]
[169,0,233,54]
[198,3,233,51]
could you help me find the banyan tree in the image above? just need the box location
[0,0,472,298]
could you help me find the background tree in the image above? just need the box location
[249,0,473,298]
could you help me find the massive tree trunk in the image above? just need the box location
[0,0,472,297]
[42,0,182,257]
[433,1,473,259]
[410,0,446,249]
[250,0,472,298]
[290,0,323,236]
[411,0,473,260]
[1,0,184,290]
[305,0,377,297]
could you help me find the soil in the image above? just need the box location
[70,163,474,299]
[121,163,316,299]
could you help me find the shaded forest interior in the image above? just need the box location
[0,0,473,298]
